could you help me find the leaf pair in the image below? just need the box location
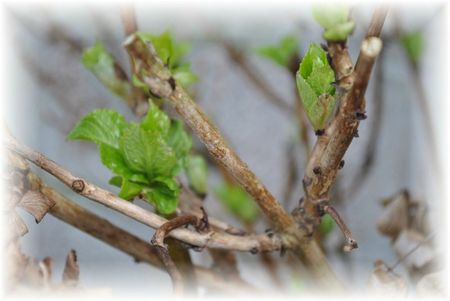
[296,44,336,130]
[68,101,192,214]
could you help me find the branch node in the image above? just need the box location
[355,111,368,120]
[71,180,85,193]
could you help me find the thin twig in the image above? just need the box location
[119,3,138,37]
[151,214,206,294]
[3,132,281,253]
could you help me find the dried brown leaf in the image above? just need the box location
[377,192,409,240]
[368,260,407,296]
[18,190,56,223]
[62,249,79,287]
[8,211,28,238]
[393,229,434,270]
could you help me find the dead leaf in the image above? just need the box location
[393,229,434,270]
[18,190,56,223]
[377,191,409,240]
[368,260,407,296]
[416,272,445,297]
[8,211,28,238]
[62,249,79,287]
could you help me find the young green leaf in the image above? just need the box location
[119,124,178,178]
[312,5,355,42]
[172,64,199,87]
[99,143,134,178]
[136,31,198,88]
[109,176,122,187]
[296,44,336,130]
[138,31,173,65]
[184,155,208,195]
[215,183,259,224]
[166,120,192,160]
[118,179,143,200]
[144,177,180,214]
[82,41,132,99]
[67,109,127,149]
[401,31,424,65]
[256,35,299,67]
[141,100,171,136]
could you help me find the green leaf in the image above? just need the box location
[185,155,208,195]
[171,42,191,68]
[136,31,198,88]
[144,177,180,214]
[312,5,355,42]
[166,120,192,160]
[319,214,334,237]
[401,31,424,65]
[141,100,170,136]
[68,109,127,149]
[256,35,298,67]
[118,178,143,200]
[109,175,143,200]
[296,44,336,130]
[109,176,122,187]
[119,124,178,178]
[138,31,173,65]
[82,41,132,99]
[99,143,133,178]
[215,183,259,223]
[173,64,199,87]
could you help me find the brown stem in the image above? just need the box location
[3,132,281,253]
[119,3,138,37]
[347,47,385,197]
[300,9,387,244]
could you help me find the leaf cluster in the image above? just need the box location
[68,101,206,214]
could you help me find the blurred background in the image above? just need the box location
[1,0,448,297]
